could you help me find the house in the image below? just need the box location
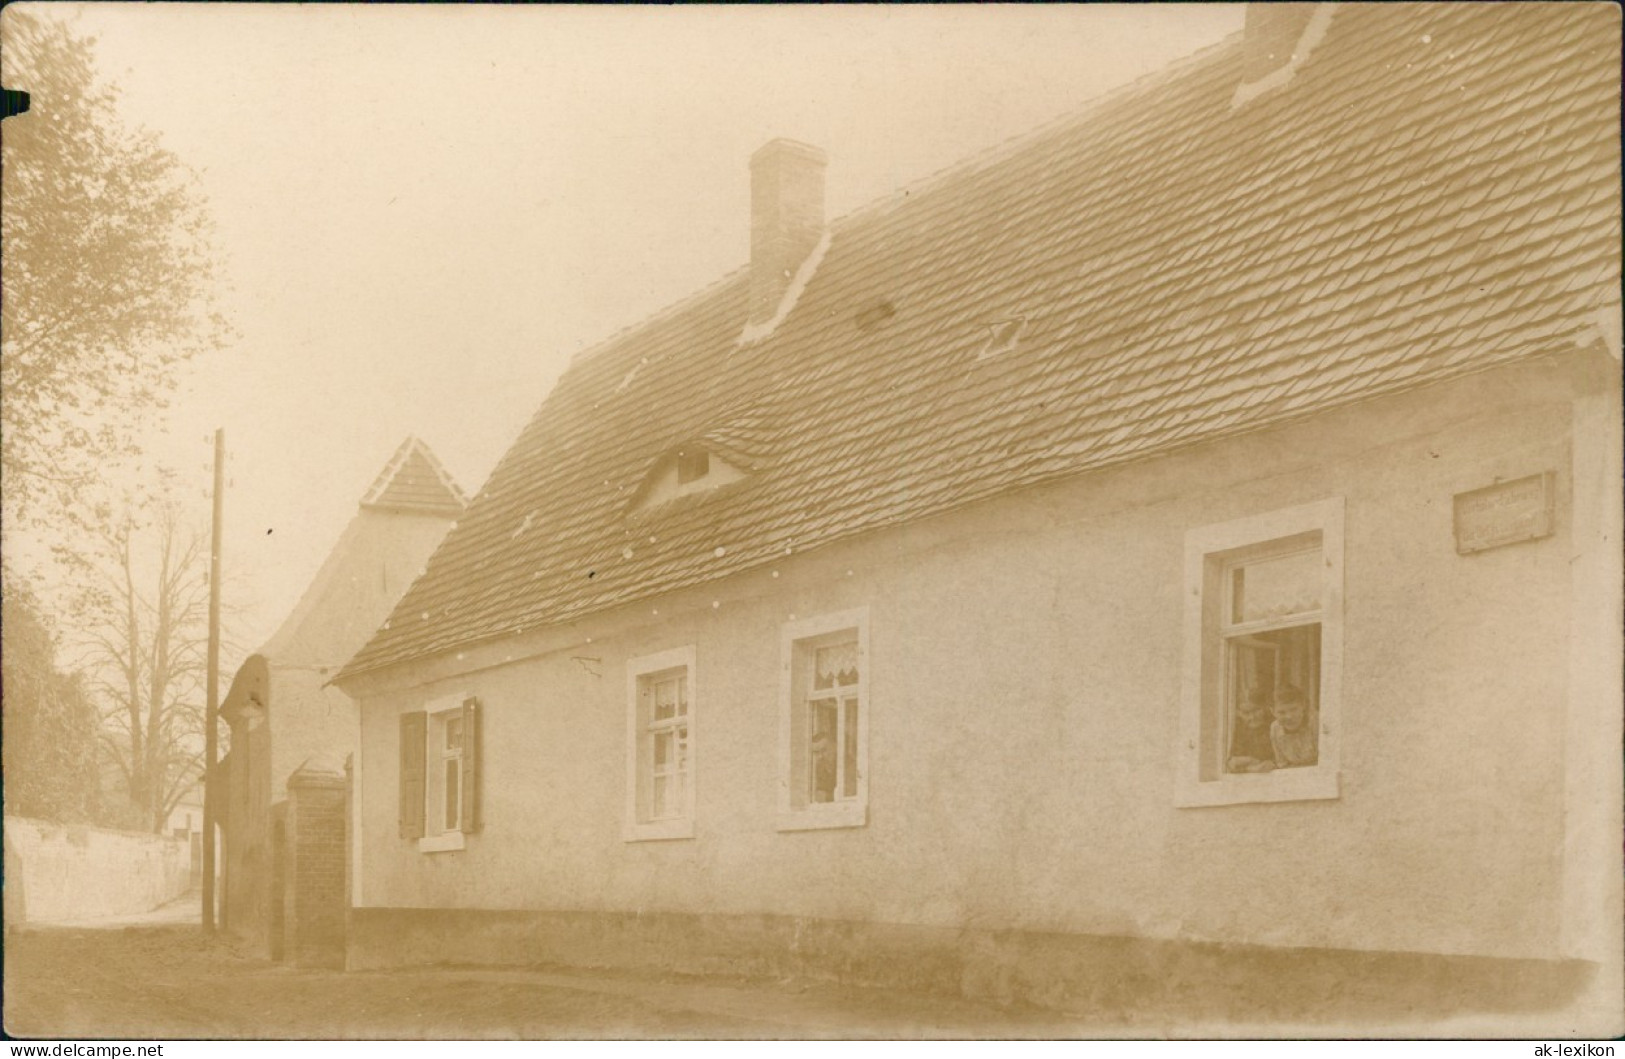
[218,437,464,961]
[334,4,1622,1023]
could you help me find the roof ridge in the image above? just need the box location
[568,267,748,370]
[831,29,1244,233]
[566,28,1243,371]
[360,436,467,513]
[339,3,1620,681]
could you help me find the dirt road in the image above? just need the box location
[3,926,1080,1039]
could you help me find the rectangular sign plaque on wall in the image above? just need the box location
[1453,472,1555,555]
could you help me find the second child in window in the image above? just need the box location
[1227,686,1277,773]
[1270,685,1318,769]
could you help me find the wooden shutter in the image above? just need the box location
[399,711,427,839]
[461,696,482,834]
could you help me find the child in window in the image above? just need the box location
[1271,685,1318,769]
[1227,686,1277,773]
[810,729,837,802]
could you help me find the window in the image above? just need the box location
[625,646,697,841]
[676,448,710,484]
[778,608,869,830]
[399,694,482,851]
[433,710,464,833]
[1176,498,1343,807]
[633,446,749,512]
[977,316,1026,359]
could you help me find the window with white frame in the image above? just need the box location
[778,608,869,830]
[430,709,464,833]
[399,693,482,852]
[625,646,696,841]
[1176,498,1343,808]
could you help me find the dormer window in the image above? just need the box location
[633,444,750,513]
[629,411,769,517]
[979,317,1027,360]
[676,448,711,485]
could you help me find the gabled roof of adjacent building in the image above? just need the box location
[343,3,1621,679]
[257,438,464,670]
[359,437,467,517]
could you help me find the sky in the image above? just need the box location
[10,2,1242,651]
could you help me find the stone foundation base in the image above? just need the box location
[347,907,1594,1025]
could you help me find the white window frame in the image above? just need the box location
[1176,497,1344,808]
[777,607,870,832]
[418,690,471,853]
[436,711,464,832]
[624,645,697,842]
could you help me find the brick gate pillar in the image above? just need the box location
[283,756,348,968]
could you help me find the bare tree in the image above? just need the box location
[62,502,213,833]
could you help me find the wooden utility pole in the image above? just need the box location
[202,429,223,931]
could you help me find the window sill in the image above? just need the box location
[417,831,466,853]
[776,801,867,832]
[623,817,695,843]
[1175,767,1339,808]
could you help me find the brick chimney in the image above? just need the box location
[1241,3,1318,83]
[749,139,827,327]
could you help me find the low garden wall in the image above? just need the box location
[3,815,191,925]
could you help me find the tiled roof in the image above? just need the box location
[343,3,1621,679]
[359,437,466,516]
